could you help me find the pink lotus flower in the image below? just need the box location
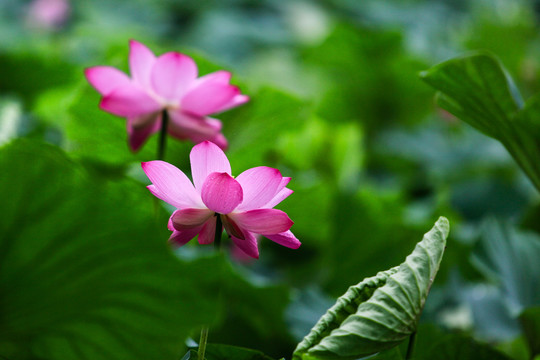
[27,0,70,30]
[85,40,248,152]
[142,141,300,259]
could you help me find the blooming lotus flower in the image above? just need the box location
[27,0,70,30]
[85,40,248,152]
[142,141,300,259]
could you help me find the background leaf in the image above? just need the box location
[0,139,226,360]
[420,334,513,360]
[519,306,540,358]
[420,52,540,192]
[420,52,522,139]
[471,219,540,313]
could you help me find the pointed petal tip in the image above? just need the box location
[141,160,157,171]
[168,228,199,247]
[190,139,231,190]
[83,67,92,77]
[191,140,220,155]
[266,230,301,249]
[151,52,198,100]
[129,38,152,52]
[235,166,284,211]
[232,232,260,259]
[142,160,202,208]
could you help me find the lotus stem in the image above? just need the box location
[214,213,222,250]
[157,110,168,160]
[198,326,209,360]
[405,331,416,360]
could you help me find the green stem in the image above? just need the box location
[214,214,223,250]
[405,331,416,360]
[198,326,209,360]
[196,215,223,359]
[157,110,169,160]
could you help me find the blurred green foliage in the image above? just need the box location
[1,0,540,359]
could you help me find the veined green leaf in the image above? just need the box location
[420,52,540,192]
[0,139,225,360]
[292,217,449,360]
[420,52,522,139]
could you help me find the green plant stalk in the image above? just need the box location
[405,332,416,360]
[197,214,223,360]
[157,110,169,160]
[214,214,223,250]
[198,326,209,360]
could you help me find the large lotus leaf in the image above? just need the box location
[292,217,449,360]
[420,52,540,192]
[420,52,522,139]
[0,139,226,360]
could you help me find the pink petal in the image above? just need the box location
[100,84,162,117]
[171,208,213,230]
[168,228,200,247]
[235,167,283,211]
[229,209,293,235]
[216,94,250,113]
[222,214,245,239]
[262,188,293,209]
[85,66,131,95]
[127,114,160,152]
[177,126,228,150]
[182,83,240,117]
[189,140,231,192]
[232,231,260,259]
[231,243,257,263]
[142,160,203,208]
[129,39,156,89]
[150,52,197,101]
[279,177,291,188]
[185,70,249,114]
[198,216,219,244]
[168,111,221,141]
[190,70,232,89]
[265,230,301,249]
[201,172,243,214]
[129,111,161,128]
[205,132,228,151]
